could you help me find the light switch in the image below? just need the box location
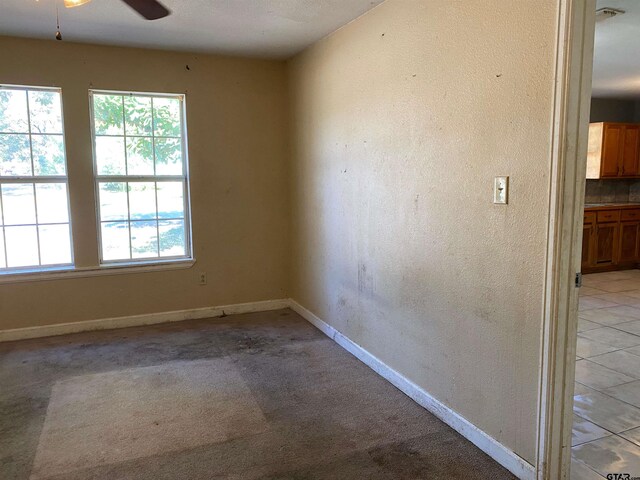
[494,176,509,204]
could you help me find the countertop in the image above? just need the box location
[585,202,640,210]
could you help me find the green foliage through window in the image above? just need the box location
[93,93,182,176]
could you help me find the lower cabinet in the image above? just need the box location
[619,221,640,265]
[582,207,640,273]
[582,222,596,269]
[595,221,619,266]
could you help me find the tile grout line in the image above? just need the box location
[574,368,640,410]
[571,405,611,431]
[572,407,625,438]
[572,457,607,480]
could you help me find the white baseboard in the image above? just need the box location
[288,299,536,480]
[1,295,536,480]
[0,299,289,342]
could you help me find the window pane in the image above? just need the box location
[126,137,153,175]
[28,91,63,134]
[93,94,124,135]
[96,136,126,175]
[101,222,130,261]
[153,97,181,137]
[128,182,156,220]
[0,229,5,268]
[155,138,182,175]
[92,91,189,264]
[131,220,158,259]
[124,96,152,136]
[0,134,32,176]
[157,182,184,219]
[5,225,38,267]
[39,224,71,265]
[0,89,29,133]
[0,88,72,272]
[35,183,69,224]
[98,182,128,221]
[159,220,185,257]
[2,183,36,225]
[32,134,66,176]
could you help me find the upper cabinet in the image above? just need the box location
[623,125,640,176]
[587,122,640,179]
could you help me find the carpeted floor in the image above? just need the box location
[0,309,515,479]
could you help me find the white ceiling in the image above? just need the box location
[0,0,384,59]
[593,0,640,98]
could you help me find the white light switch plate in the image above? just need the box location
[494,176,509,204]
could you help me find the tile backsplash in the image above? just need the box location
[585,179,640,203]
[631,182,640,202]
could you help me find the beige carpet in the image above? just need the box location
[30,358,268,479]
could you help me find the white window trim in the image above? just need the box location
[89,89,193,266]
[0,85,75,273]
[0,258,196,284]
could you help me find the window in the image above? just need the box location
[0,86,72,271]
[90,91,191,264]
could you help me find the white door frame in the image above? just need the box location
[537,1,596,479]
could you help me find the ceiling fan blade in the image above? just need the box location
[120,0,171,20]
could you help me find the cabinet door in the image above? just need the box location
[596,222,619,265]
[582,223,596,270]
[619,221,639,264]
[622,125,640,177]
[601,124,624,177]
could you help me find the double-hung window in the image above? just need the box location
[0,86,191,276]
[0,86,72,271]
[90,91,191,264]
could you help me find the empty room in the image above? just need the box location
[0,1,612,479]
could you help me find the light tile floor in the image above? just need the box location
[573,270,640,479]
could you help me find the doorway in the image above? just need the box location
[540,1,640,479]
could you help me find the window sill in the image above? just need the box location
[0,259,196,285]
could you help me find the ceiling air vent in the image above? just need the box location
[595,7,626,22]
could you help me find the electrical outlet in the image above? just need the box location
[199,272,207,285]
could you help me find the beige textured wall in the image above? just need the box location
[288,0,559,463]
[0,36,289,330]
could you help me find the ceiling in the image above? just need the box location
[593,0,640,98]
[0,0,384,59]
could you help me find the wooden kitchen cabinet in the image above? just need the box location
[582,212,596,271]
[619,221,640,265]
[622,125,640,177]
[582,223,596,269]
[618,209,640,265]
[587,123,640,178]
[595,221,619,266]
[582,207,640,273]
